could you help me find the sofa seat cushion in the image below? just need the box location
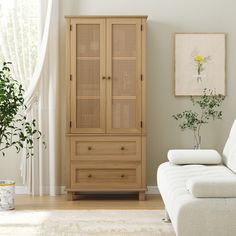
[186,177,236,198]
[157,162,236,236]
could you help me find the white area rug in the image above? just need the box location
[0,210,175,236]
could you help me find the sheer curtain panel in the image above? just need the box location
[0,0,60,195]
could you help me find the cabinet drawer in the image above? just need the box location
[71,137,141,161]
[71,162,141,189]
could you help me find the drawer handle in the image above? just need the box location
[121,174,125,178]
[88,174,92,178]
[120,146,125,150]
[107,76,111,80]
[102,76,106,80]
[88,146,92,150]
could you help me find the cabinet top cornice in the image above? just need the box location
[64,15,148,19]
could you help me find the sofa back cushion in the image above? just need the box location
[223,119,236,173]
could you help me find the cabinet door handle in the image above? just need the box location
[121,174,125,178]
[102,76,106,80]
[88,174,92,178]
[88,146,92,150]
[121,146,125,150]
[107,76,111,80]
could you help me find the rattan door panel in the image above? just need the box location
[106,18,142,134]
[70,19,106,133]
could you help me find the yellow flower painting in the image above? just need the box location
[174,33,226,96]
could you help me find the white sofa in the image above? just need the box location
[157,120,236,236]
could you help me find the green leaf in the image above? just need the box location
[0,62,46,158]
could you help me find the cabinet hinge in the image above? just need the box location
[141,74,143,81]
[70,74,72,81]
[141,24,143,31]
[70,121,72,127]
[70,25,72,31]
[140,121,143,128]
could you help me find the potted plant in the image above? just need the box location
[0,62,43,210]
[173,89,225,149]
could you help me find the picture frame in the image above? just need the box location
[174,33,226,96]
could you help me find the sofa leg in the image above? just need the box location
[162,208,171,223]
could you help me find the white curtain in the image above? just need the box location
[0,0,60,195]
[0,0,40,87]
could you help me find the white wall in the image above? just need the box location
[1,0,236,187]
[0,150,22,185]
[59,0,236,186]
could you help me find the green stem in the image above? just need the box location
[198,65,201,75]
[193,130,198,149]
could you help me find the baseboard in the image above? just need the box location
[15,186,67,195]
[15,185,159,195]
[15,186,27,194]
[146,186,160,195]
[60,186,66,194]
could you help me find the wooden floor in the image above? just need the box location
[15,194,164,210]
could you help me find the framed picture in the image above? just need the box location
[174,33,226,96]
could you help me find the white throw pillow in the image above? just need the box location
[168,149,222,165]
[186,177,236,198]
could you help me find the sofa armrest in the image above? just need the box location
[186,177,236,198]
[168,149,222,165]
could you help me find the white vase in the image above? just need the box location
[0,180,15,210]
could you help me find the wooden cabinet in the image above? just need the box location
[65,16,147,200]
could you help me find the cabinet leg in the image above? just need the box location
[139,191,146,201]
[67,192,74,201]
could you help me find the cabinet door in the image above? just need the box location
[106,18,142,134]
[70,19,106,133]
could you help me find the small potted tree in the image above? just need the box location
[173,89,225,149]
[0,62,43,210]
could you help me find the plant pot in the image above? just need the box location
[0,180,15,210]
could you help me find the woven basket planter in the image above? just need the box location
[0,180,15,210]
